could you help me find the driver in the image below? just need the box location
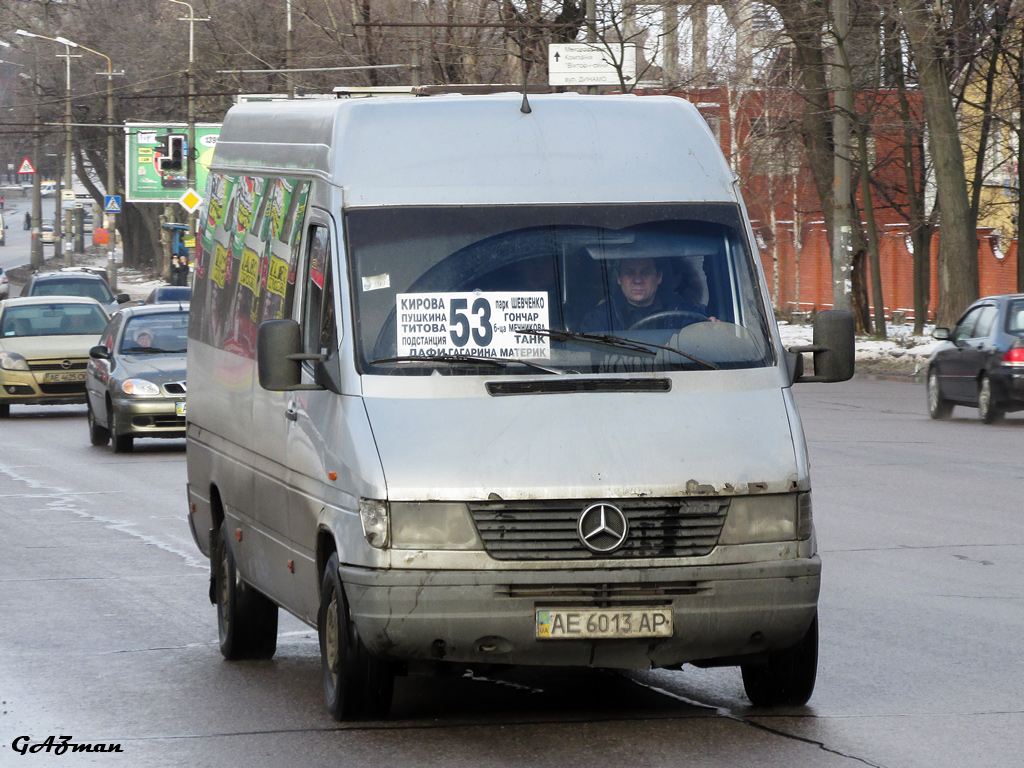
[579,257,705,333]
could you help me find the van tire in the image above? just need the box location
[319,552,394,720]
[741,613,817,707]
[88,401,110,446]
[214,521,278,660]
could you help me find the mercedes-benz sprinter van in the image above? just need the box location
[185,93,853,720]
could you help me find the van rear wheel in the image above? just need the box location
[214,521,278,660]
[741,613,818,707]
[319,552,394,720]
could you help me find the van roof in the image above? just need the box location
[212,93,738,208]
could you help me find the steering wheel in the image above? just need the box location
[628,310,707,331]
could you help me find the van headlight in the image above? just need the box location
[0,351,29,371]
[121,378,161,396]
[719,493,810,544]
[390,502,483,550]
[359,499,390,549]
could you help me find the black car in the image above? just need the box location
[927,294,1024,423]
[20,269,130,315]
[143,285,192,304]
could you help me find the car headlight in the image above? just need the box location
[0,351,30,371]
[121,378,161,396]
[390,502,483,550]
[719,493,809,544]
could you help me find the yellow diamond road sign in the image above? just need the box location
[179,188,203,213]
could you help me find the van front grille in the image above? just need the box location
[469,498,728,560]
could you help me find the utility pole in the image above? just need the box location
[831,0,854,312]
[286,0,294,98]
[169,0,209,269]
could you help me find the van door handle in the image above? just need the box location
[285,407,298,422]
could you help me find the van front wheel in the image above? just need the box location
[741,613,818,707]
[214,521,278,660]
[319,552,394,720]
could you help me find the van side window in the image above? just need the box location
[303,225,336,356]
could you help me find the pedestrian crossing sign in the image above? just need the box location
[104,195,122,214]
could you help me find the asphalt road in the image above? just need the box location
[0,378,1021,767]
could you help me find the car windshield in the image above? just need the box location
[30,277,114,305]
[1,303,108,337]
[348,204,774,375]
[120,313,189,353]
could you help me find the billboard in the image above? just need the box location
[124,123,221,203]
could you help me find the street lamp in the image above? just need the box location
[52,36,121,289]
[17,29,80,267]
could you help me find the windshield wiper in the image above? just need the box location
[370,354,563,375]
[517,328,719,370]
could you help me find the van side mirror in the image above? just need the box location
[788,310,855,383]
[257,319,325,391]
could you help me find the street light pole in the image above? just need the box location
[57,37,120,289]
[17,29,81,268]
[59,43,75,267]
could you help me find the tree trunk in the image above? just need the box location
[898,0,978,327]
[771,1,836,253]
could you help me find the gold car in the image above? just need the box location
[0,296,109,418]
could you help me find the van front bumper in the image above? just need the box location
[341,557,820,669]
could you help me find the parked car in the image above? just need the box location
[0,296,109,418]
[143,285,191,304]
[85,303,189,452]
[0,211,7,246]
[20,269,130,315]
[927,293,1024,423]
[0,266,8,300]
[41,219,55,244]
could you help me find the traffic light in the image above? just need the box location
[159,134,185,172]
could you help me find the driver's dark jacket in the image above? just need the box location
[578,290,704,333]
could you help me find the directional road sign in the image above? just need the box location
[547,43,636,86]
[104,195,122,214]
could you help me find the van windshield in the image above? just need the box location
[347,204,774,375]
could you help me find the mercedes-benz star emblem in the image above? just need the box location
[577,503,629,554]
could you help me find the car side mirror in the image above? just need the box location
[257,319,325,391]
[89,345,111,360]
[116,293,131,304]
[788,310,855,383]
[932,327,950,340]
